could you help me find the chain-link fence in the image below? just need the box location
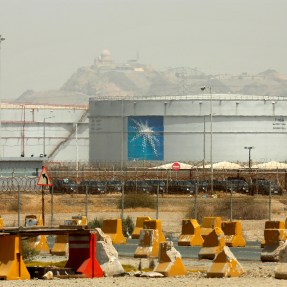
[1,190,286,237]
[47,167,287,195]
[0,168,285,194]
[1,165,287,230]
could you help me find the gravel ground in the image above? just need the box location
[1,257,286,287]
[1,194,287,285]
[0,253,286,286]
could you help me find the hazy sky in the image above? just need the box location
[0,0,286,99]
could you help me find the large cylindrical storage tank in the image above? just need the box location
[89,95,287,163]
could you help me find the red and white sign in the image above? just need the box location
[171,162,181,171]
[37,166,52,186]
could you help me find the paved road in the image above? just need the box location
[114,239,262,261]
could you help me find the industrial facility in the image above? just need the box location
[0,103,89,162]
[89,94,287,164]
[2,49,287,166]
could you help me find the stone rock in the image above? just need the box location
[42,271,53,280]
[134,271,164,278]
[140,271,165,277]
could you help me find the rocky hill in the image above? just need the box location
[14,50,287,105]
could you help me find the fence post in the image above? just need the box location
[121,182,125,220]
[85,185,88,219]
[50,185,54,226]
[42,185,45,226]
[269,181,272,221]
[156,183,159,219]
[194,182,198,220]
[230,187,233,222]
[17,184,20,226]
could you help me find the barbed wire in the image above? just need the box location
[1,167,286,193]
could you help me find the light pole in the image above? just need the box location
[244,146,254,169]
[201,86,213,193]
[0,35,5,158]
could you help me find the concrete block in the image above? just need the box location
[198,227,225,260]
[178,219,204,246]
[154,241,187,277]
[207,246,244,278]
[95,228,125,276]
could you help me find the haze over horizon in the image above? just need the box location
[0,0,286,99]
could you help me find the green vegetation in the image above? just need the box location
[122,216,134,236]
[88,217,103,229]
[21,239,39,261]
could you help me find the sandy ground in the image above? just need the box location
[2,193,287,242]
[0,258,286,287]
[1,194,287,285]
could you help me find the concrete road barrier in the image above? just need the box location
[132,216,152,239]
[200,217,222,241]
[102,219,126,245]
[207,246,244,278]
[153,241,187,277]
[178,219,204,246]
[221,221,246,247]
[198,227,225,260]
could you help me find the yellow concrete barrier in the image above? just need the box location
[200,217,222,241]
[34,235,50,253]
[261,220,286,248]
[102,219,126,244]
[221,221,246,247]
[25,214,49,253]
[198,227,225,260]
[153,241,187,276]
[51,235,68,256]
[132,216,152,239]
[0,235,30,280]
[207,246,244,278]
[0,216,4,228]
[63,215,87,226]
[178,219,204,246]
[52,215,88,256]
[134,229,161,258]
[261,221,287,262]
[143,219,166,242]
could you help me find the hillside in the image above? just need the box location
[14,50,287,105]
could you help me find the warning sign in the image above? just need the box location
[37,166,52,186]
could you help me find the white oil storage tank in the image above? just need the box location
[89,95,287,163]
